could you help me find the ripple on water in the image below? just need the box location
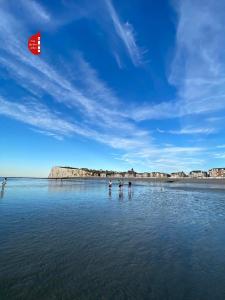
[0,179,225,300]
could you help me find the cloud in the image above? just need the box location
[169,127,216,135]
[30,129,64,141]
[104,0,144,66]
[131,100,183,121]
[156,128,165,133]
[59,0,145,67]
[0,96,86,138]
[213,153,225,159]
[0,95,153,154]
[119,145,205,172]
[21,0,51,22]
[72,53,119,108]
[131,0,225,121]
[0,0,218,173]
[0,3,152,155]
[113,52,123,69]
[0,2,151,149]
[216,144,225,149]
[170,0,225,111]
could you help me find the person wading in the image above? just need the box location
[109,180,112,189]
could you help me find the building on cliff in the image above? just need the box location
[208,168,225,177]
[112,173,123,178]
[124,168,136,178]
[171,171,187,178]
[49,166,225,179]
[135,172,150,178]
[149,172,170,178]
[189,170,208,178]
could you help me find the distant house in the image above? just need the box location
[135,172,150,178]
[124,168,136,178]
[171,171,187,178]
[208,168,225,177]
[124,173,135,178]
[136,173,145,178]
[143,172,150,178]
[92,172,101,177]
[149,172,170,178]
[112,173,123,178]
[189,170,208,178]
[100,173,107,177]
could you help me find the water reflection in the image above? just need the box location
[107,186,134,201]
[128,188,132,200]
[48,179,107,193]
[108,188,112,198]
[0,186,5,199]
[1,179,225,300]
[48,179,135,202]
[119,189,123,200]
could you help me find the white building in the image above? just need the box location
[171,171,187,178]
[189,170,208,178]
[208,168,225,177]
[149,172,169,178]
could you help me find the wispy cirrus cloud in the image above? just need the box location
[0,3,153,155]
[21,0,51,22]
[213,153,225,159]
[0,96,87,139]
[216,144,225,149]
[119,145,206,172]
[104,0,144,67]
[0,95,151,152]
[0,0,223,173]
[57,0,145,68]
[169,127,216,135]
[169,0,225,115]
[157,127,216,136]
[131,100,183,121]
[131,0,225,123]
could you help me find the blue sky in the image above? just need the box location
[0,0,225,177]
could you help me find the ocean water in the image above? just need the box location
[0,178,225,300]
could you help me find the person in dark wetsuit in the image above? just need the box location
[128,181,132,188]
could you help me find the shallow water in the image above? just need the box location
[0,179,225,300]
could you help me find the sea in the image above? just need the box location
[0,178,225,300]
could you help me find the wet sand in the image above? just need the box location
[5,176,225,185]
[48,177,225,184]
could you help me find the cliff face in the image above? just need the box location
[48,166,92,178]
[49,166,225,179]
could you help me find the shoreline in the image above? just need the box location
[49,177,225,184]
[3,177,225,184]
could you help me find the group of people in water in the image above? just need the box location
[108,180,132,199]
[108,179,132,189]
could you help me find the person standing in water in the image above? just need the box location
[118,179,123,190]
[109,180,112,189]
[1,178,7,199]
[128,181,132,189]
[2,177,7,186]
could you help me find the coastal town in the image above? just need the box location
[49,166,225,179]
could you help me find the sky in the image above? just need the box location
[0,0,225,177]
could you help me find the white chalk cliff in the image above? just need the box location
[48,166,92,178]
